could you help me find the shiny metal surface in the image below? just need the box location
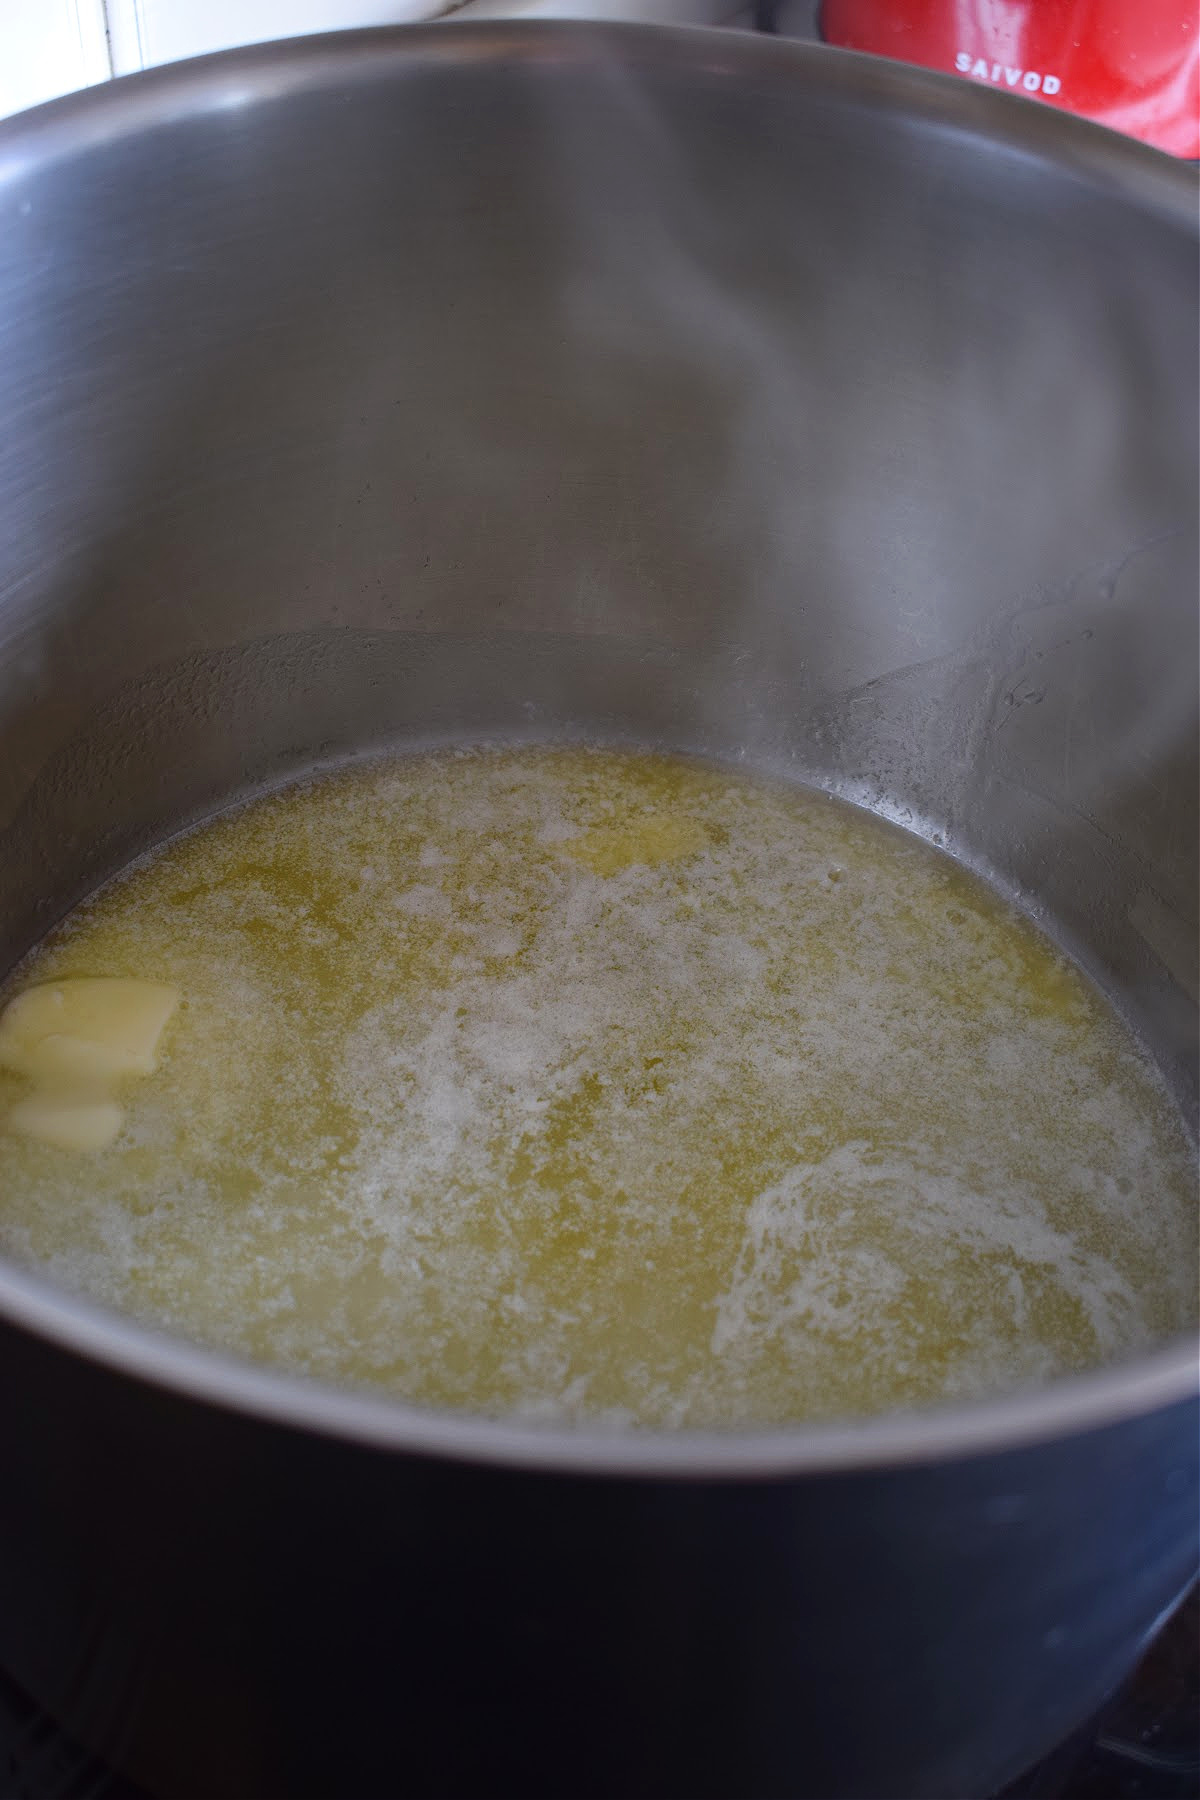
[0,24,1196,1797]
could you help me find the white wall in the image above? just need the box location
[0,0,110,120]
[103,0,446,76]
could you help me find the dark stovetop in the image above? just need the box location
[3,1588,1196,1800]
[999,1588,1199,1800]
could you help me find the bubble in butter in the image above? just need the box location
[0,747,1194,1428]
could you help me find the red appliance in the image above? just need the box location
[820,0,1200,158]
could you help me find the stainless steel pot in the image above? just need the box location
[0,25,1196,1798]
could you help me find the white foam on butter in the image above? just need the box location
[0,746,1194,1427]
[712,1145,1143,1370]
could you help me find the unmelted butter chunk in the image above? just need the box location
[7,1094,124,1152]
[565,814,706,877]
[0,978,179,1084]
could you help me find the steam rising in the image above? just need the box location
[0,28,1194,1120]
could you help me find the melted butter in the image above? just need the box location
[0,747,1194,1427]
[566,812,710,876]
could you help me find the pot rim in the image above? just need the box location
[0,23,1195,1475]
[0,18,1197,231]
[0,1255,1196,1474]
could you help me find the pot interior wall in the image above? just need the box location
[0,28,1196,1119]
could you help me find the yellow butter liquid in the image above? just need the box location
[0,747,1194,1427]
